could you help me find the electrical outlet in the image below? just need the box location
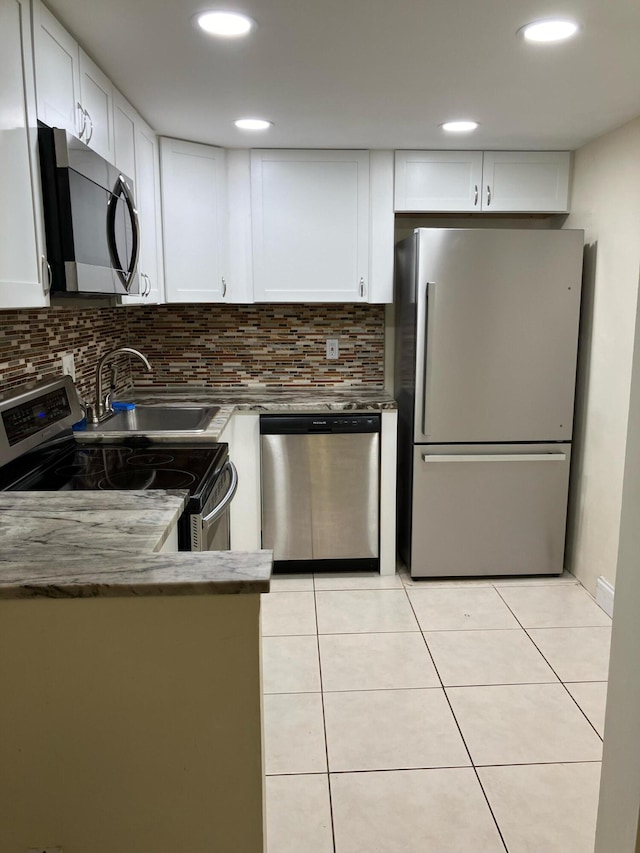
[326,338,339,359]
[61,353,75,381]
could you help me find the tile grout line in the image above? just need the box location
[492,586,606,743]
[265,757,604,778]
[401,582,511,853]
[313,575,338,853]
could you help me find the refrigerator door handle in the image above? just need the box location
[416,281,436,438]
[421,453,567,463]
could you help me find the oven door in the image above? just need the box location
[190,460,238,552]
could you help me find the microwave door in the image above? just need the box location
[107,175,140,293]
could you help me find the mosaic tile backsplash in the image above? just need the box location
[0,303,385,398]
[0,306,132,401]
[126,304,385,388]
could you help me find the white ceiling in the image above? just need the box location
[46,0,640,151]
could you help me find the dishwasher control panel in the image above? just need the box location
[260,414,381,434]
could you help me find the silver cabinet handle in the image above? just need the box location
[41,254,52,295]
[77,102,86,139]
[84,108,94,144]
[359,277,365,297]
[474,185,478,206]
[202,461,238,527]
[486,184,491,206]
[221,277,227,297]
[422,453,567,463]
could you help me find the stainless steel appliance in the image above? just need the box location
[260,414,380,571]
[395,227,584,577]
[38,125,141,296]
[0,377,236,552]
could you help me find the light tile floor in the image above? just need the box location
[261,569,611,853]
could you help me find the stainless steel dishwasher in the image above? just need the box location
[260,414,381,571]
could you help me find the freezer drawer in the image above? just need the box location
[410,443,571,577]
[261,431,379,561]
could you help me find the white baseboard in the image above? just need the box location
[596,576,615,618]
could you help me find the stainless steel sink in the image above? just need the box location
[85,405,220,434]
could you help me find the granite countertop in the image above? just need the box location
[75,386,396,444]
[0,492,272,600]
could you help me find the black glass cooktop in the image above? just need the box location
[0,441,227,510]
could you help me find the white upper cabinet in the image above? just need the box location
[115,93,165,306]
[394,150,571,213]
[251,149,371,302]
[32,0,82,136]
[133,118,164,304]
[77,48,114,162]
[32,0,113,159]
[160,138,228,303]
[0,0,49,308]
[395,151,483,212]
[112,90,137,179]
[481,151,571,213]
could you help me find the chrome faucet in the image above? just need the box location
[87,347,152,424]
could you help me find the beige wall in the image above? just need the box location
[564,116,640,593]
[0,594,264,853]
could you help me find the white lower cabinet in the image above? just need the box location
[394,150,571,213]
[160,138,228,303]
[0,0,49,308]
[218,413,262,551]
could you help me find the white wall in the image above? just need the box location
[594,260,640,853]
[564,116,640,594]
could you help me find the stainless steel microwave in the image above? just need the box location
[38,125,141,297]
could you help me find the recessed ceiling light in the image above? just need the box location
[234,118,273,131]
[195,11,254,37]
[519,19,579,42]
[441,120,479,133]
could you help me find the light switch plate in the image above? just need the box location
[326,338,339,359]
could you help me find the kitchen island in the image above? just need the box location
[0,491,271,853]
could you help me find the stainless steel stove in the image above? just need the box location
[0,377,237,551]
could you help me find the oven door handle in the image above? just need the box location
[201,461,239,528]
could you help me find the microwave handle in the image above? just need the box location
[107,175,140,290]
[202,461,239,528]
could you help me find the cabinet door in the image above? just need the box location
[32,0,82,137]
[134,120,165,304]
[0,0,48,308]
[481,151,571,212]
[160,138,227,303]
[394,150,483,212]
[251,149,370,302]
[112,90,137,179]
[78,48,114,162]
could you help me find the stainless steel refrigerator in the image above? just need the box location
[395,227,584,577]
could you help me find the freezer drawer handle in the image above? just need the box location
[421,453,567,463]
